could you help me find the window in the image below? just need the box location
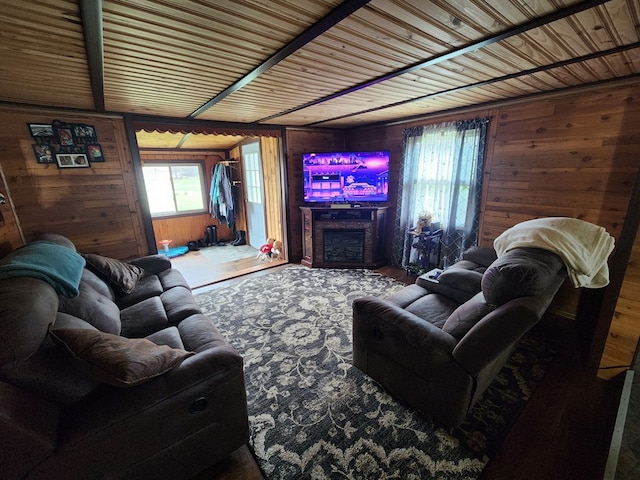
[392,118,489,269]
[142,162,207,217]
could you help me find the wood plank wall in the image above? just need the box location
[261,136,285,249]
[141,151,234,248]
[0,161,23,257]
[285,128,345,262]
[607,221,640,376]
[344,80,640,377]
[0,105,147,259]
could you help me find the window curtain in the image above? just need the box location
[391,118,489,269]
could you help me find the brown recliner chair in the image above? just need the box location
[352,246,567,429]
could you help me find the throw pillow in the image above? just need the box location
[49,327,194,387]
[82,253,144,294]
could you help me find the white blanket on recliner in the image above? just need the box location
[493,217,615,288]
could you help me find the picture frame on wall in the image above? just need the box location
[32,144,54,164]
[56,153,90,168]
[55,126,75,146]
[86,144,104,162]
[72,124,97,142]
[27,123,55,138]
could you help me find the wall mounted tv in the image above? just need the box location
[302,150,390,203]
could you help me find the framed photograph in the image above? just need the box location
[56,153,90,168]
[86,144,104,162]
[55,126,75,146]
[28,123,55,138]
[32,144,54,163]
[72,124,97,142]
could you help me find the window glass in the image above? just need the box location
[142,162,206,217]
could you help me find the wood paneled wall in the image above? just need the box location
[607,220,640,376]
[261,136,284,247]
[0,162,23,257]
[345,80,640,376]
[0,105,147,259]
[141,151,234,248]
[285,128,345,262]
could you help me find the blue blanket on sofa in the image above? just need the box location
[0,241,86,297]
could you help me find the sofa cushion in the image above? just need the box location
[116,274,164,309]
[404,294,459,328]
[58,282,121,335]
[79,268,116,301]
[161,286,202,324]
[120,296,169,338]
[49,327,194,387]
[481,247,565,306]
[146,326,186,350]
[385,284,431,308]
[443,293,495,339]
[82,253,144,294]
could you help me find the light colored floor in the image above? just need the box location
[170,246,287,290]
[199,244,259,264]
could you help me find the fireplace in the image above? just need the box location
[300,206,387,268]
[323,229,365,263]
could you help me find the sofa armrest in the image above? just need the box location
[462,246,497,267]
[0,381,60,480]
[416,268,483,304]
[453,297,542,377]
[128,255,172,275]
[352,296,457,373]
[32,343,249,479]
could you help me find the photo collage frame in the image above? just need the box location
[28,119,104,167]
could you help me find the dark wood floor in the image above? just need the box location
[189,264,623,480]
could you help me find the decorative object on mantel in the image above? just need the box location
[27,119,104,165]
[195,266,559,479]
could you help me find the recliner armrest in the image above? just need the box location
[417,268,483,304]
[352,296,457,374]
[128,255,172,275]
[453,298,540,377]
[0,381,59,480]
[31,343,249,479]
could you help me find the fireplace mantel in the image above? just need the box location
[300,206,387,268]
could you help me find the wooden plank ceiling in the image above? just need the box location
[0,0,638,136]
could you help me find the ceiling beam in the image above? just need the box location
[307,41,640,126]
[258,0,612,123]
[187,0,371,119]
[79,0,105,112]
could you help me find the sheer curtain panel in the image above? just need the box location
[391,118,489,270]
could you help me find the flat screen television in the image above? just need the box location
[302,150,390,203]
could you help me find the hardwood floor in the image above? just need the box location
[185,263,623,480]
[170,248,288,290]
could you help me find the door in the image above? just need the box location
[242,141,267,249]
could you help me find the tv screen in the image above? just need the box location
[303,150,389,203]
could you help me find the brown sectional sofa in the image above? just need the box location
[0,234,249,479]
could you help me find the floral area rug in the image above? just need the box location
[194,265,558,479]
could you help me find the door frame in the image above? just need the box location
[123,114,289,259]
